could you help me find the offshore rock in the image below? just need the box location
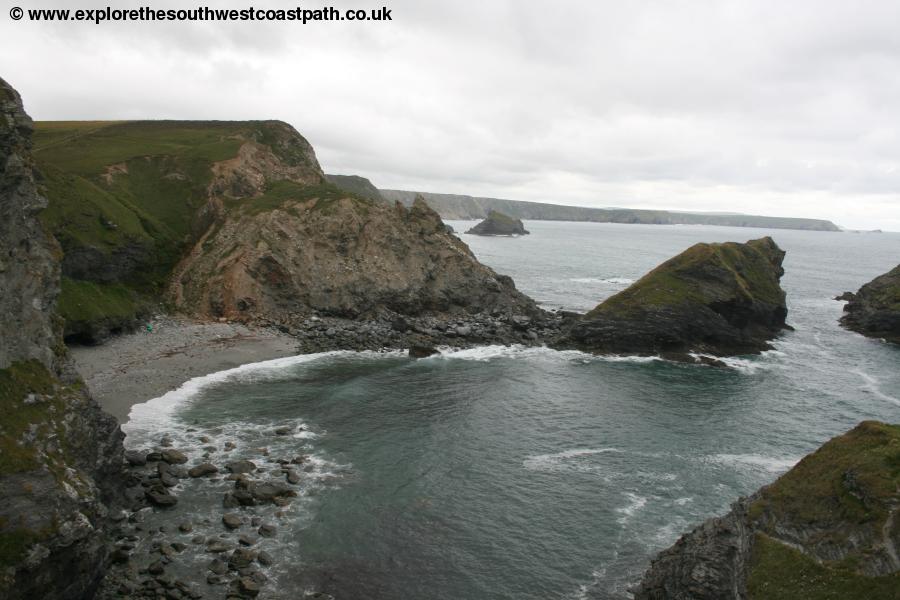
[839,264,900,344]
[465,210,529,236]
[0,76,125,600]
[634,421,900,599]
[556,237,788,357]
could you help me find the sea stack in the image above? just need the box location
[634,421,900,600]
[555,237,789,358]
[465,210,529,236]
[839,264,900,344]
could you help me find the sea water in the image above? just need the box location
[123,222,900,599]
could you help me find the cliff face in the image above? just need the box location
[556,237,788,357]
[36,121,536,337]
[635,421,900,600]
[840,264,900,344]
[465,210,529,236]
[0,78,124,599]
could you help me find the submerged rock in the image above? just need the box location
[465,210,529,236]
[409,345,439,358]
[633,421,900,599]
[839,264,900,344]
[555,237,789,357]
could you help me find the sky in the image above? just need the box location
[1,0,899,230]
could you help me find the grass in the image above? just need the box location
[747,533,900,599]
[750,421,900,527]
[590,238,785,317]
[58,278,143,324]
[222,180,373,216]
[0,361,58,475]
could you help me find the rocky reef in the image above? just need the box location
[465,210,529,236]
[634,421,900,600]
[0,77,125,599]
[555,237,789,358]
[839,264,900,344]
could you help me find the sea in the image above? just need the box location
[122,221,900,599]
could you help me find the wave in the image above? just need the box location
[123,350,404,444]
[429,344,663,365]
[853,369,900,406]
[615,492,648,524]
[569,277,635,285]
[707,453,799,473]
[523,447,624,472]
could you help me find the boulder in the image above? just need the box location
[226,460,257,474]
[409,345,439,358]
[161,449,188,465]
[188,463,219,477]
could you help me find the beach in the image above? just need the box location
[71,316,299,423]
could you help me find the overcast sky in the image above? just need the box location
[2,0,899,230]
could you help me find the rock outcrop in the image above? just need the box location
[839,264,900,344]
[634,421,900,600]
[465,210,529,236]
[0,77,125,599]
[555,237,788,358]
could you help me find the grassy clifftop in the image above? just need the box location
[33,120,324,341]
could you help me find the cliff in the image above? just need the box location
[465,210,529,236]
[555,237,788,357]
[324,173,385,203]
[35,121,535,339]
[0,78,124,599]
[634,421,900,600]
[380,189,842,232]
[839,264,900,344]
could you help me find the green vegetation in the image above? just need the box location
[747,533,900,600]
[58,278,144,325]
[325,174,385,203]
[223,180,373,216]
[0,361,58,474]
[590,238,785,317]
[750,421,900,527]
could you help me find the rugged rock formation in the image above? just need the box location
[465,210,529,236]
[0,77,125,599]
[839,264,900,344]
[36,120,537,339]
[556,237,788,357]
[634,421,900,600]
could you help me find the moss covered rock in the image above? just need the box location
[840,264,900,344]
[556,237,789,357]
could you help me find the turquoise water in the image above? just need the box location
[124,222,900,599]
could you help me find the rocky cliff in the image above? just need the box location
[0,77,124,599]
[555,237,788,358]
[324,173,385,203]
[465,210,529,236]
[634,421,900,600]
[839,264,900,344]
[35,121,537,339]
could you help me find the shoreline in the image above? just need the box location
[71,316,300,423]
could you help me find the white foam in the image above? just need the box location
[123,350,402,443]
[569,277,635,285]
[523,447,624,472]
[708,453,799,473]
[853,369,900,406]
[615,492,647,523]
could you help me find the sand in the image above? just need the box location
[71,316,299,423]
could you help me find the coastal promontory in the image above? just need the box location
[465,210,529,236]
[555,237,789,357]
[634,421,900,600]
[839,264,900,344]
